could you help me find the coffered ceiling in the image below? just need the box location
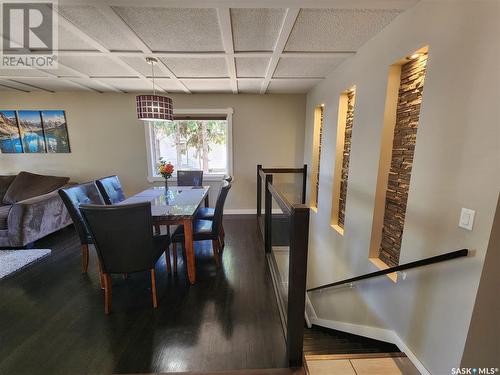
[0,0,418,94]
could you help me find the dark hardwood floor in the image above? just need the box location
[0,217,287,374]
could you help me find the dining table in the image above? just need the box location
[119,185,210,285]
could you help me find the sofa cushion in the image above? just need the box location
[0,205,12,230]
[3,171,70,205]
[0,175,16,203]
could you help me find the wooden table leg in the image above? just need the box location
[183,218,196,284]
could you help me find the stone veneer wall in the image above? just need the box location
[338,90,355,228]
[313,106,324,208]
[379,54,428,267]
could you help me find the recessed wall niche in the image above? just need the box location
[330,86,356,235]
[310,104,324,211]
[369,47,429,274]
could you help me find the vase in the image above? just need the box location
[164,178,169,191]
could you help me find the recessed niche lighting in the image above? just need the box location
[409,53,422,60]
[320,104,325,107]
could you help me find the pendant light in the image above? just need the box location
[136,57,173,121]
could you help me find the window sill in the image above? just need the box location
[147,174,228,183]
[368,257,398,283]
[330,223,344,236]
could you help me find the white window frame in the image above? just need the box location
[145,108,234,182]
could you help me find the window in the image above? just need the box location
[331,87,356,235]
[145,108,233,181]
[369,47,428,275]
[309,105,324,210]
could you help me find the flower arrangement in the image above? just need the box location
[158,158,174,180]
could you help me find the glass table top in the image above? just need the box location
[119,186,209,218]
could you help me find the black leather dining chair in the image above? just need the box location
[195,175,232,248]
[59,182,106,279]
[80,202,171,314]
[95,175,126,205]
[177,170,203,187]
[171,181,231,273]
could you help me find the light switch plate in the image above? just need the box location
[459,208,475,230]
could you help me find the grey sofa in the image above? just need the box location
[0,172,72,247]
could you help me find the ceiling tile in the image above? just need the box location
[285,8,401,52]
[155,78,185,93]
[231,8,285,52]
[0,79,39,92]
[59,6,137,51]
[113,7,223,52]
[161,57,227,78]
[274,56,348,78]
[66,78,118,92]
[10,78,86,91]
[237,80,262,94]
[0,68,50,78]
[58,21,98,51]
[182,79,232,93]
[267,79,322,94]
[120,57,170,78]
[235,57,269,78]
[59,55,136,77]
[97,78,151,92]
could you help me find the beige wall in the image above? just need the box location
[303,1,500,374]
[0,93,305,210]
[461,193,500,369]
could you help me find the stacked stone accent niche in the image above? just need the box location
[338,90,355,228]
[313,106,324,208]
[378,53,428,267]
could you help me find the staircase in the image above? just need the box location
[303,325,420,374]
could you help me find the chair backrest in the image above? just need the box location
[223,175,233,183]
[58,182,105,245]
[177,170,203,186]
[212,181,231,235]
[80,202,156,274]
[95,175,126,205]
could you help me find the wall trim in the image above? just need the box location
[310,317,431,375]
[225,209,283,215]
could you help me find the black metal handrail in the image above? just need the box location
[307,249,469,293]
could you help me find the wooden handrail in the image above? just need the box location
[307,249,469,293]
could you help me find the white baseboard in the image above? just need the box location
[304,294,317,328]
[310,317,430,375]
[225,209,284,215]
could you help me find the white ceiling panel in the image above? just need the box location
[155,78,185,93]
[97,78,151,92]
[59,6,138,51]
[237,80,263,94]
[161,57,228,78]
[120,57,170,78]
[267,79,322,94]
[0,68,50,78]
[285,8,402,51]
[10,78,87,91]
[182,79,232,93]
[66,78,119,92]
[231,8,286,52]
[59,55,136,77]
[235,57,270,78]
[113,7,224,52]
[274,56,348,78]
[58,21,98,51]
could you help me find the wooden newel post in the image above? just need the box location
[264,174,273,254]
[286,205,310,367]
[257,164,262,217]
[301,164,307,205]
